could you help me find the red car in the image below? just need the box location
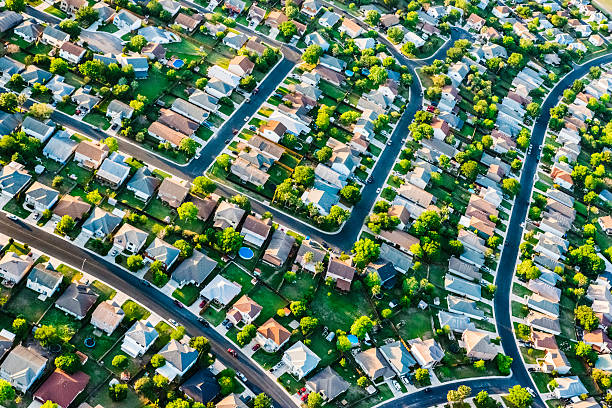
[199,299,206,308]
[252,344,261,352]
[426,105,435,113]
[227,348,238,358]
[298,387,306,395]
[301,394,309,401]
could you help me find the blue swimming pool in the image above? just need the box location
[171,58,185,69]
[239,247,254,260]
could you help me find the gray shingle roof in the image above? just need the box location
[55,283,99,318]
[172,250,218,285]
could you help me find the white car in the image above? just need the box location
[236,371,248,383]
[376,188,381,194]
[392,380,401,392]
[6,214,17,221]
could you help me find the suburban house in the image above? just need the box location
[53,195,91,222]
[59,0,85,15]
[295,241,326,273]
[42,26,69,47]
[14,21,42,43]
[158,109,199,137]
[305,366,350,402]
[200,275,241,307]
[282,341,321,379]
[155,340,199,381]
[113,9,142,31]
[90,300,125,335]
[175,13,201,32]
[74,141,109,170]
[113,223,148,254]
[26,264,62,299]
[59,42,86,64]
[227,295,262,325]
[354,348,395,381]
[22,116,54,143]
[121,320,159,357]
[171,250,218,287]
[106,99,134,126]
[33,369,90,408]
[263,229,295,267]
[144,238,180,270]
[325,259,356,292]
[0,345,47,392]
[55,283,99,320]
[241,215,272,247]
[180,369,220,405]
[259,121,286,143]
[537,348,571,374]
[407,338,444,368]
[0,252,34,285]
[24,182,59,213]
[43,131,77,164]
[228,55,255,77]
[213,201,245,230]
[256,318,291,352]
[461,330,499,360]
[82,208,122,238]
[158,177,190,208]
[0,161,32,200]
[148,121,186,148]
[127,167,161,201]
[553,377,588,399]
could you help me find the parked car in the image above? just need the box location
[227,348,238,358]
[392,380,401,392]
[169,318,178,326]
[252,343,261,351]
[236,371,247,383]
[6,214,17,221]
[222,319,230,326]
[173,300,184,308]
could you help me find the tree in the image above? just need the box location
[526,102,540,117]
[126,255,144,272]
[40,402,58,408]
[502,178,520,197]
[302,44,323,64]
[55,353,80,373]
[174,240,193,258]
[387,26,404,43]
[11,317,27,337]
[414,368,429,383]
[460,160,478,181]
[507,385,532,408]
[0,93,18,112]
[75,5,98,25]
[474,359,486,371]
[152,374,168,389]
[112,355,129,370]
[216,153,231,171]
[308,392,324,408]
[350,316,373,339]
[55,215,75,236]
[192,176,216,195]
[368,65,388,86]
[130,35,147,52]
[575,305,599,331]
[29,103,53,120]
[0,380,14,402]
[86,189,102,205]
[339,185,361,204]
[300,316,319,335]
[293,165,315,186]
[134,377,154,398]
[339,110,360,125]
[474,390,496,408]
[34,325,58,347]
[516,259,540,280]
[150,354,166,368]
[216,227,243,254]
[253,393,272,408]
[352,238,380,269]
[218,375,235,395]
[59,19,81,39]
[290,300,306,317]
[171,326,186,341]
[180,138,198,156]
[108,383,128,402]
[5,0,25,12]
[49,58,68,75]
[177,202,198,222]
[364,9,380,26]
[508,53,524,68]
[104,136,118,152]
[357,376,369,387]
[189,336,211,353]
[315,146,332,162]
[278,21,297,38]
[239,75,256,91]
[495,353,513,375]
[336,335,352,352]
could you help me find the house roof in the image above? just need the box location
[0,252,33,282]
[25,181,58,208]
[0,346,47,389]
[125,320,158,347]
[213,201,245,229]
[462,330,497,357]
[259,120,286,137]
[229,55,254,73]
[379,341,417,374]
[0,11,23,33]
[355,348,394,379]
[200,275,241,305]
[127,167,161,197]
[159,339,198,372]
[397,183,434,207]
[175,12,200,30]
[407,338,444,365]
[55,283,99,318]
[146,238,180,266]
[114,223,148,250]
[0,161,31,196]
[217,394,248,408]
[60,42,85,58]
[305,366,349,400]
[158,108,199,136]
[242,215,272,239]
[555,376,588,398]
[148,121,186,146]
[284,341,320,373]
[52,195,90,220]
[172,250,218,285]
[180,369,220,403]
[379,243,412,272]
[263,229,295,266]
[75,140,109,164]
[378,229,419,253]
[91,300,124,330]
[28,264,62,291]
[257,318,291,345]
[231,295,262,319]
[447,295,484,318]
[191,195,218,221]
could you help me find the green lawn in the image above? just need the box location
[434,360,499,382]
[89,386,144,408]
[4,241,30,255]
[247,285,287,326]
[278,373,304,394]
[122,300,151,322]
[44,5,67,18]
[91,280,116,301]
[172,284,200,306]
[5,287,52,323]
[83,111,111,130]
[39,308,81,342]
[72,323,123,360]
[252,348,283,369]
[309,285,373,333]
[56,264,83,284]
[138,68,171,102]
[103,342,144,376]
[221,264,255,294]
[3,198,31,219]
[392,308,433,340]
[144,198,175,222]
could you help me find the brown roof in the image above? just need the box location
[175,12,200,30]
[191,194,218,221]
[34,370,90,408]
[531,330,558,350]
[242,215,272,238]
[380,14,400,28]
[266,10,288,27]
[388,205,410,224]
[327,258,355,281]
[378,229,420,252]
[245,39,267,55]
[232,295,262,318]
[60,42,85,57]
[229,55,255,73]
[53,195,91,220]
[141,42,166,59]
[247,135,285,160]
[158,108,199,136]
[148,121,186,147]
[313,65,345,86]
[158,177,190,207]
[259,120,286,137]
[75,141,109,163]
[257,318,291,345]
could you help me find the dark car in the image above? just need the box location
[252,343,261,351]
[198,318,210,327]
[173,300,184,308]
[424,388,432,393]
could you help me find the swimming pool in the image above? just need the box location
[171,58,184,69]
[238,247,254,260]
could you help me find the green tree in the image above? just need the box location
[108,383,128,402]
[75,5,99,25]
[507,385,532,408]
[339,185,361,204]
[350,316,373,339]
[104,136,118,152]
[352,238,380,269]
[414,368,429,383]
[179,138,198,156]
[29,103,53,120]
[11,317,27,337]
[192,176,216,195]
[253,393,272,408]
[130,35,147,52]
[336,335,352,352]
[86,189,102,205]
[315,146,332,162]
[387,26,404,43]
[364,9,380,26]
[502,178,520,197]
[495,353,513,375]
[150,354,166,368]
[177,201,199,222]
[300,316,319,335]
[0,380,15,402]
[112,354,129,370]
[302,44,323,64]
[189,336,211,353]
[278,21,297,37]
[174,240,193,258]
[575,305,599,331]
[59,19,81,39]
[55,353,80,373]
[216,153,232,171]
[216,227,243,254]
[49,58,69,75]
[126,255,144,272]
[357,376,369,387]
[307,392,324,408]
[34,325,58,347]
[5,0,25,11]
[473,359,486,371]
[55,215,75,236]
[293,166,315,186]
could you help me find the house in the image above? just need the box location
[248,5,266,25]
[117,55,149,79]
[259,120,286,142]
[14,21,42,43]
[148,121,186,148]
[53,195,90,222]
[74,141,109,170]
[492,5,510,18]
[0,346,47,392]
[59,42,86,64]
[26,264,62,299]
[24,182,58,213]
[466,13,485,30]
[598,215,612,236]
[90,300,125,335]
[46,75,76,102]
[121,321,159,357]
[295,242,326,273]
[138,26,177,44]
[241,215,272,247]
[301,189,338,216]
[406,338,444,368]
[225,0,246,14]
[82,208,122,238]
[554,377,588,399]
[159,0,181,16]
[244,39,267,55]
[72,88,100,114]
[172,250,218,287]
[59,0,85,15]
[113,223,148,254]
[301,0,322,16]
[461,330,498,360]
[304,32,330,51]
[283,341,321,379]
[217,395,248,408]
[583,329,612,353]
[188,90,218,114]
[43,131,77,164]
[531,330,558,351]
[42,26,69,47]
[527,310,561,335]
[379,243,412,274]
[172,98,210,121]
[106,99,134,126]
[158,177,190,208]
[366,262,399,289]
[144,238,180,269]
[305,366,349,401]
[380,14,400,28]
[340,19,363,38]
[33,369,89,408]
[227,295,262,325]
[326,258,356,292]
[92,2,115,23]
[0,252,34,284]
[96,157,130,189]
[265,10,288,29]
[257,318,291,352]
[537,348,571,374]
[319,10,340,28]
[431,118,450,140]
[439,310,475,333]
[113,9,142,31]
[213,201,245,229]
[0,11,22,33]
[180,369,220,404]
[0,161,31,200]
[192,195,218,221]
[379,341,417,377]
[200,275,241,306]
[127,167,161,201]
[313,65,345,87]
[445,275,481,300]
[0,56,24,82]
[55,283,99,320]
[21,66,52,87]
[262,230,295,267]
[448,257,481,282]
[355,348,395,381]
[228,55,255,77]
[319,55,346,73]
[142,43,166,60]
[223,32,248,50]
[0,330,14,364]
[156,340,198,381]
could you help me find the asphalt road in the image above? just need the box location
[0,216,298,408]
